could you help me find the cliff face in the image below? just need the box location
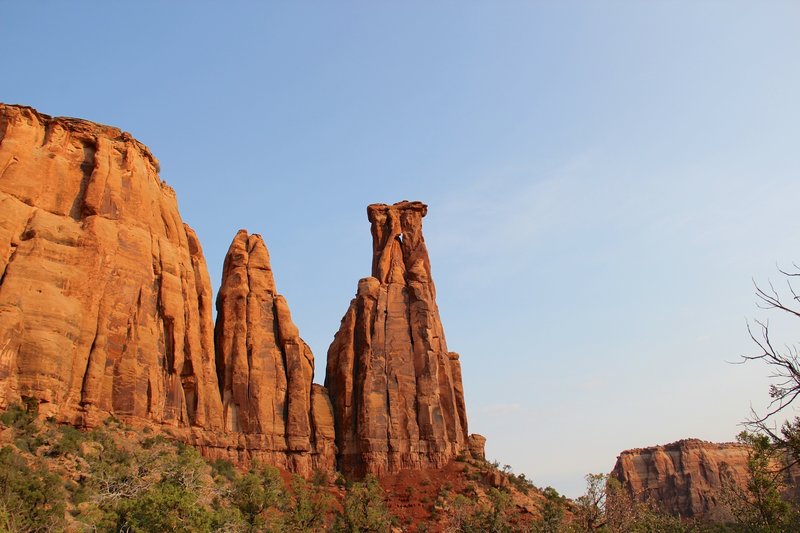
[325,201,474,477]
[611,439,752,520]
[0,104,480,479]
[0,104,223,431]
[0,104,334,475]
[212,230,335,473]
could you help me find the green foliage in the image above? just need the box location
[284,475,333,532]
[448,488,514,533]
[718,431,800,532]
[211,458,237,481]
[47,425,87,456]
[533,486,566,533]
[0,445,66,532]
[0,398,38,429]
[2,399,46,453]
[574,473,608,532]
[117,481,214,532]
[333,475,394,533]
[231,465,286,531]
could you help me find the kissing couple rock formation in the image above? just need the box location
[0,103,484,478]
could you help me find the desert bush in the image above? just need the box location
[333,475,394,532]
[532,486,566,533]
[211,458,238,482]
[0,445,66,532]
[231,465,287,531]
[448,488,513,533]
[283,475,333,532]
[116,480,214,532]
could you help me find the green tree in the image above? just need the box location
[0,445,66,533]
[574,473,608,532]
[117,481,214,532]
[533,486,566,533]
[231,465,286,531]
[720,431,798,532]
[284,475,333,532]
[333,475,394,533]
[447,488,513,533]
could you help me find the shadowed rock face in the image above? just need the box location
[213,230,335,474]
[0,104,223,431]
[611,439,753,521]
[325,200,471,477]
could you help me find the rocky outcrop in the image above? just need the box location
[0,104,224,431]
[325,200,473,477]
[0,104,480,480]
[0,104,334,475]
[611,439,753,520]
[212,230,335,474]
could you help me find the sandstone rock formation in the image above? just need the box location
[611,439,752,520]
[213,230,335,473]
[0,104,334,475]
[325,200,475,476]
[0,103,223,431]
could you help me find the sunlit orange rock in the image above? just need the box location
[212,230,335,473]
[325,201,474,476]
[611,439,753,520]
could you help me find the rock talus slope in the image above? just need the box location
[611,439,752,520]
[325,200,480,476]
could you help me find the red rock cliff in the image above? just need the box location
[325,200,473,477]
[0,104,335,475]
[611,439,752,520]
[0,104,223,431]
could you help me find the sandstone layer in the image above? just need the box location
[611,439,753,520]
[212,230,335,473]
[325,200,475,476]
[0,103,224,431]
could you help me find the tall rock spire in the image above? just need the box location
[214,230,335,474]
[326,200,471,477]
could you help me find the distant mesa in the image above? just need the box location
[0,103,481,479]
[612,438,800,521]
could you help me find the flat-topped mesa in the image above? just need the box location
[326,200,474,477]
[212,230,335,474]
[0,103,223,431]
[611,439,756,521]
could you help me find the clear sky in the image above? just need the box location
[3,2,800,497]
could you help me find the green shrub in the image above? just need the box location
[48,425,87,456]
[231,465,287,530]
[284,475,332,532]
[333,475,393,533]
[117,481,214,532]
[0,397,38,429]
[0,445,67,532]
[211,458,237,482]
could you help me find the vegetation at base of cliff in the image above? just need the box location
[4,400,796,532]
[0,402,388,533]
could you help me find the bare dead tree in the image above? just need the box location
[739,265,800,463]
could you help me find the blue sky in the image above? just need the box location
[3,2,800,496]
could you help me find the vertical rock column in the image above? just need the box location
[326,200,470,477]
[214,230,335,474]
